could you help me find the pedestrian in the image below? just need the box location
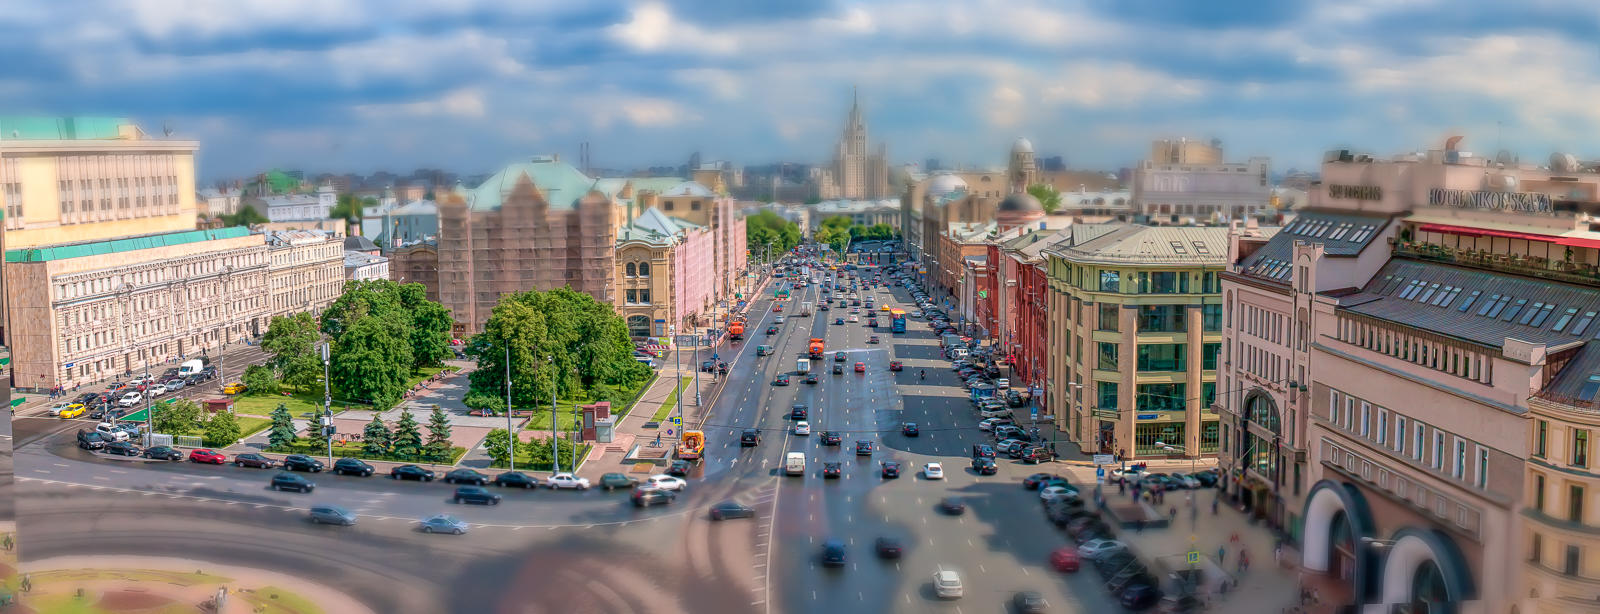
[1212,496,1220,515]
[1275,543,1284,567]
[1118,479,1126,495]
[1230,531,1241,544]
[1135,519,1145,533]
[19,574,29,593]
[1239,549,1251,573]
[1168,506,1177,522]
[1216,546,1226,566]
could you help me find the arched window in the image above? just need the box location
[1247,393,1281,433]
[638,262,651,277]
[625,262,637,277]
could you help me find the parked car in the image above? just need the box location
[116,392,143,407]
[188,448,226,464]
[233,453,276,469]
[454,486,502,505]
[645,475,687,491]
[445,468,489,485]
[308,505,357,526]
[270,472,315,493]
[598,473,638,491]
[547,472,591,490]
[419,514,469,535]
[492,471,540,489]
[142,446,183,461]
[332,458,374,476]
[631,487,677,508]
[104,441,141,457]
[390,465,436,481]
[282,454,325,473]
[1077,539,1128,561]
[1050,547,1081,572]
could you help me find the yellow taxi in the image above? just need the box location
[222,382,247,395]
[879,304,891,312]
[56,403,86,419]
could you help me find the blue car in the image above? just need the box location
[419,514,469,535]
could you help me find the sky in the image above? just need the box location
[4,0,1599,182]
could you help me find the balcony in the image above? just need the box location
[1395,242,1600,288]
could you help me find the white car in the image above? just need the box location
[1110,467,1146,482]
[116,392,143,407]
[933,568,964,599]
[793,421,811,436]
[995,378,1010,389]
[1168,473,1201,489]
[95,422,130,442]
[1040,486,1078,502]
[923,462,945,479]
[978,418,999,432]
[1077,539,1128,560]
[148,382,168,396]
[774,315,785,323]
[49,402,78,417]
[546,473,591,490]
[645,475,687,491]
[848,314,859,322]
[980,408,1012,419]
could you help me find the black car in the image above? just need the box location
[875,536,903,559]
[445,468,489,485]
[1013,591,1048,614]
[804,373,818,384]
[667,460,692,477]
[454,486,502,505]
[391,465,435,481]
[791,404,807,420]
[493,471,540,489]
[1192,469,1220,488]
[820,431,842,446]
[1021,446,1052,464]
[970,457,998,475]
[1023,473,1063,490]
[740,429,761,446]
[765,326,778,335]
[104,441,141,457]
[709,500,755,520]
[1119,583,1162,609]
[234,453,275,468]
[881,461,901,478]
[832,364,843,374]
[773,374,790,386]
[901,422,919,436]
[971,444,996,459]
[598,473,639,490]
[821,540,847,566]
[270,472,315,493]
[282,454,325,473]
[822,462,842,479]
[632,487,677,508]
[834,318,844,325]
[855,440,873,456]
[834,352,847,362]
[333,458,374,477]
[76,430,107,450]
[142,446,183,461]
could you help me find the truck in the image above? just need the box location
[807,338,825,359]
[891,309,907,333]
[785,452,807,476]
[799,302,813,317]
[728,320,745,340]
[677,430,705,460]
[797,358,811,374]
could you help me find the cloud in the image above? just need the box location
[608,1,738,55]
[355,88,488,119]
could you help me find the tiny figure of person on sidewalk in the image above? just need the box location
[1238,549,1251,573]
[1216,546,1226,566]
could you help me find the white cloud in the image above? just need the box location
[355,88,487,119]
[674,69,743,101]
[586,97,700,129]
[1039,63,1208,108]
[608,1,738,55]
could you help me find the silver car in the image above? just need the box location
[419,514,469,535]
[308,505,356,526]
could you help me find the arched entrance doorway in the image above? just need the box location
[627,315,651,338]
[1302,480,1380,606]
[1238,390,1281,523]
[1379,529,1475,612]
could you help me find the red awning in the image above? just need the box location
[1418,223,1600,250]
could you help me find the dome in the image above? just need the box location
[926,172,967,196]
[1011,137,1034,154]
[998,192,1043,213]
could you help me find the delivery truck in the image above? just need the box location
[797,358,811,374]
[799,302,813,316]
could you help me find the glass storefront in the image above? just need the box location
[1136,422,1185,455]
[1200,421,1219,453]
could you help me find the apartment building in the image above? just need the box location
[263,229,343,319]
[1132,138,1271,223]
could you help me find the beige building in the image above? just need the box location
[264,229,344,319]
[389,242,440,304]
[817,89,891,200]
[1133,138,1271,223]
[4,227,270,391]
[436,156,617,336]
[1,117,199,251]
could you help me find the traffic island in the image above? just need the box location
[15,557,374,614]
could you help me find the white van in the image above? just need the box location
[950,348,969,361]
[784,452,807,476]
[179,358,207,377]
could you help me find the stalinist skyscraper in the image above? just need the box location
[818,88,890,200]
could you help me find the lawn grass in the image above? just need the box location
[229,365,459,415]
[242,585,326,614]
[516,373,657,430]
[649,377,693,423]
[234,416,271,438]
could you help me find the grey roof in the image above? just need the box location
[1342,257,1600,400]
[344,235,379,252]
[1049,224,1237,265]
[1239,209,1395,284]
[392,199,438,215]
[343,251,387,267]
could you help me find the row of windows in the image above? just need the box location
[1093,303,1222,333]
[1328,389,1491,490]
[1078,266,1220,295]
[1532,419,1591,468]
[1335,315,1491,383]
[55,255,267,301]
[624,289,653,304]
[623,262,653,277]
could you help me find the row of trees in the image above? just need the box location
[746,210,801,260]
[151,398,242,448]
[264,402,458,463]
[257,279,454,408]
[463,288,652,413]
[814,215,899,254]
[482,428,566,469]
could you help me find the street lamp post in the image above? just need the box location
[320,342,332,466]
[549,354,558,474]
[504,346,514,471]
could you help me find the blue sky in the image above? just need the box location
[5,0,1598,181]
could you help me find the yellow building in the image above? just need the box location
[1524,394,1600,612]
[1,117,200,250]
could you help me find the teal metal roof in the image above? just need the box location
[5,226,252,263]
[469,158,598,212]
[0,117,130,140]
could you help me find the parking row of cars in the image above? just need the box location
[52,365,223,419]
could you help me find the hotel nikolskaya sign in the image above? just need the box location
[1429,188,1553,213]
[1328,184,1383,201]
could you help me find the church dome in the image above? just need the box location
[1011,137,1034,154]
[926,172,967,196]
[998,191,1043,213]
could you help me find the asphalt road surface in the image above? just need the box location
[12,267,1122,614]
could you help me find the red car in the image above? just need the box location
[1050,547,1080,572]
[854,362,866,373]
[188,448,227,464]
[889,361,903,371]
[774,304,783,312]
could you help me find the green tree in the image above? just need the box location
[330,193,363,225]
[462,392,507,413]
[399,286,453,370]
[483,428,521,467]
[467,288,649,410]
[331,313,414,408]
[221,204,269,227]
[361,415,391,457]
[152,398,202,436]
[866,223,897,240]
[242,364,276,396]
[1027,183,1062,214]
[746,210,801,255]
[203,410,242,448]
[320,278,451,375]
[391,410,424,458]
[261,312,323,392]
[425,405,453,462]
[267,403,298,448]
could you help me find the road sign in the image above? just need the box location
[670,417,682,425]
[1186,550,1200,565]
[667,428,674,436]
[1092,454,1115,465]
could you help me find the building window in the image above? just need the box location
[1202,382,1216,407]
[1530,534,1542,563]
[1566,545,1581,576]
[1097,381,1118,412]
[1138,305,1187,332]
[1345,397,1355,430]
[1536,420,1548,458]
[625,289,637,304]
[1202,271,1220,293]
[1203,304,1221,331]
[1099,270,1120,293]
[1413,421,1426,461]
[1136,344,1186,371]
[1475,447,1488,488]
[1576,429,1590,468]
[1097,342,1119,370]
[1395,417,1406,453]
[1137,383,1186,412]
[1571,485,1586,522]
[1360,403,1370,437]
[638,262,651,277]
[1200,421,1220,453]
[691,200,702,211]
[1203,343,1220,370]
[1534,474,1545,512]
[1135,422,1186,455]
[1432,431,1444,470]
[625,263,637,277]
[638,289,651,304]
[664,201,674,210]
[1453,438,1466,479]
[1330,390,1341,425]
[1098,303,1119,332]
[1137,271,1188,294]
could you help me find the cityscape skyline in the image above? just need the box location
[7,1,1597,181]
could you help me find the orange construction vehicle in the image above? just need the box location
[808,338,824,359]
[677,430,705,460]
[728,320,745,341]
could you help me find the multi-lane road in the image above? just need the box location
[11,266,1121,613]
